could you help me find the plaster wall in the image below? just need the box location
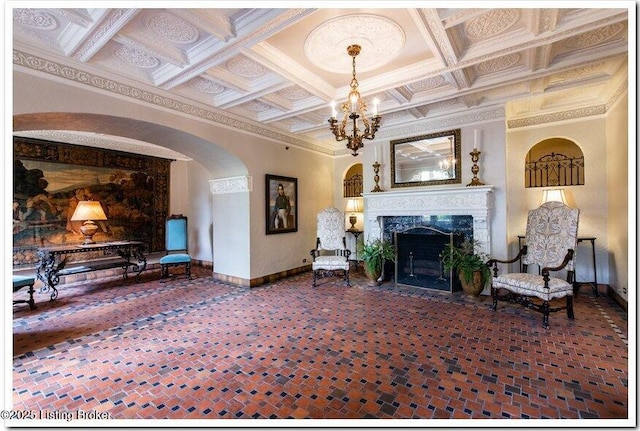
[506,117,611,285]
[12,71,334,282]
[605,93,629,300]
[334,119,509,260]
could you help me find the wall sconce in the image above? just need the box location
[541,189,568,205]
[71,200,108,244]
[345,198,363,230]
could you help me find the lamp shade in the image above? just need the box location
[71,201,108,221]
[346,198,363,213]
[541,189,567,205]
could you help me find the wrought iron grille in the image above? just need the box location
[525,152,584,188]
[343,174,363,197]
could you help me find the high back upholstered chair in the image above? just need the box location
[310,207,351,287]
[487,201,580,329]
[160,214,193,280]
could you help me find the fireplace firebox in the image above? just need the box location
[394,227,464,292]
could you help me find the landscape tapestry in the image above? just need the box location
[13,137,171,268]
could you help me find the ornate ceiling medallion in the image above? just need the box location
[227,56,265,78]
[115,46,160,68]
[13,9,58,30]
[464,9,519,40]
[304,14,405,73]
[144,12,199,44]
[477,53,521,73]
[190,77,225,94]
[278,86,311,101]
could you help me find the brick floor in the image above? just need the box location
[10,267,630,424]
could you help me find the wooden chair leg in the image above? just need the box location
[542,301,550,329]
[567,296,575,319]
[26,283,36,310]
[491,286,498,311]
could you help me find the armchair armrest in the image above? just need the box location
[486,246,527,276]
[486,245,527,266]
[541,249,574,277]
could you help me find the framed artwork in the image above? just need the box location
[265,174,298,234]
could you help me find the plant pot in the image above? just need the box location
[364,264,382,286]
[459,270,485,297]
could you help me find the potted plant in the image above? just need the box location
[440,238,491,296]
[361,237,396,286]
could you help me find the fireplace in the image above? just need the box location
[363,186,494,284]
[395,227,464,291]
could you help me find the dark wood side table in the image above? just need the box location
[518,235,598,297]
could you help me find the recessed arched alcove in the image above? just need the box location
[524,138,584,188]
[343,163,363,198]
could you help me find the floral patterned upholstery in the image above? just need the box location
[310,207,350,287]
[490,201,579,329]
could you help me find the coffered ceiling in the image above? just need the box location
[12,6,629,156]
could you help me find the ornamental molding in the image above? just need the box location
[209,176,253,195]
[377,106,505,141]
[13,49,330,156]
[507,105,607,129]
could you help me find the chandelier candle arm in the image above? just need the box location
[328,44,382,156]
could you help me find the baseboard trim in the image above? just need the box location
[213,265,312,288]
[607,285,628,312]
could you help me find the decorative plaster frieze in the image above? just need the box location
[376,107,505,141]
[606,81,628,110]
[507,105,606,129]
[13,49,331,156]
[209,176,253,195]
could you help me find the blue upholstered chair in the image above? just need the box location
[13,275,37,310]
[160,214,193,279]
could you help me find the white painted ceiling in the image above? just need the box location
[12,6,629,156]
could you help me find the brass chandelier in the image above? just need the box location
[328,45,382,156]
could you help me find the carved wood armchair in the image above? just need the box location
[310,207,351,287]
[487,201,580,329]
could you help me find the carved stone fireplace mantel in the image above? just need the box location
[362,186,494,254]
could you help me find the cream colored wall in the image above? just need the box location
[506,117,611,285]
[13,71,334,282]
[334,120,510,260]
[605,94,629,300]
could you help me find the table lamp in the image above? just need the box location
[346,198,363,230]
[71,200,108,244]
[541,189,567,205]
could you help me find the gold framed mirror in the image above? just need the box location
[390,128,461,188]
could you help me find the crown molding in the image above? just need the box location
[13,49,334,156]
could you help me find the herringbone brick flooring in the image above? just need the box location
[11,266,629,425]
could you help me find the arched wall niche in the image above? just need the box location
[525,138,585,188]
[343,163,363,198]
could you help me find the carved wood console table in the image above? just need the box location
[36,241,147,301]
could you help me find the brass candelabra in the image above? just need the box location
[371,161,383,192]
[466,149,485,186]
